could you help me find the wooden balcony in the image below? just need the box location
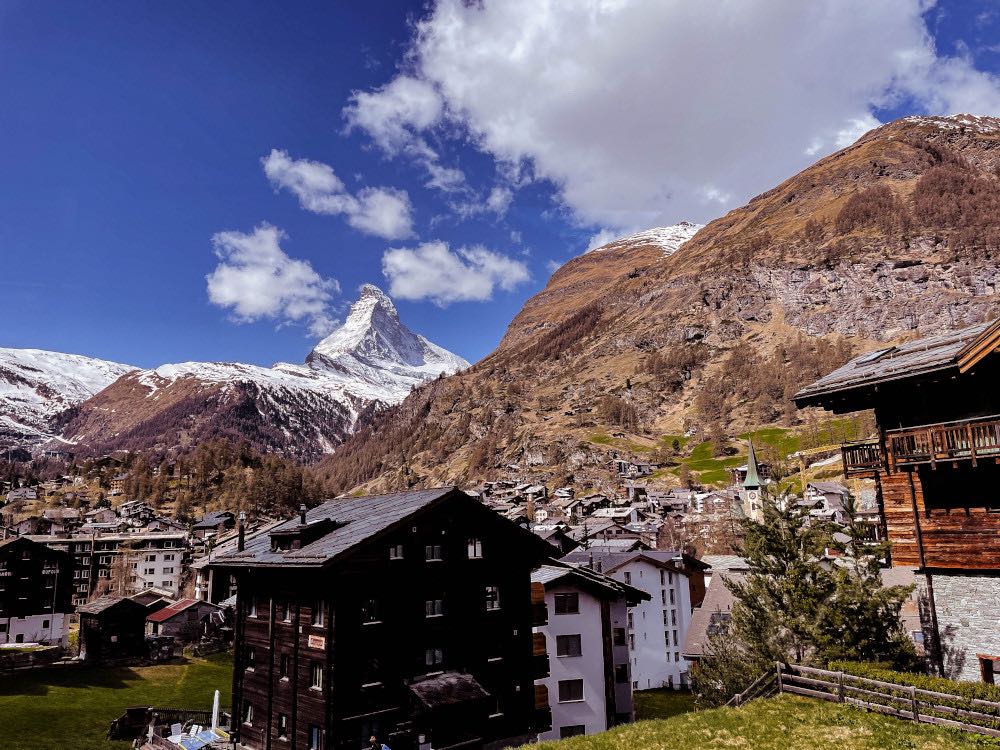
[841,440,884,477]
[887,415,1000,469]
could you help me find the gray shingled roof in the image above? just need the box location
[532,562,650,603]
[794,320,990,403]
[683,571,743,657]
[560,548,696,575]
[214,487,456,567]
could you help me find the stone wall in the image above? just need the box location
[931,572,1000,682]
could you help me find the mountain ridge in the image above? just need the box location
[315,114,1000,495]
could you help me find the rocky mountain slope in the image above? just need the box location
[52,285,468,461]
[316,114,1000,494]
[0,348,135,444]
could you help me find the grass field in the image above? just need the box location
[634,688,696,721]
[0,653,232,750]
[539,694,999,750]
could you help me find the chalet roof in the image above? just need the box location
[683,571,743,658]
[409,671,490,709]
[807,481,849,496]
[700,554,748,572]
[212,487,552,569]
[146,597,218,623]
[532,562,650,604]
[795,318,1000,406]
[77,595,146,616]
[560,548,706,575]
[193,510,235,530]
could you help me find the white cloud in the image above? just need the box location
[206,224,339,337]
[347,0,1000,231]
[585,229,619,253]
[381,240,530,306]
[262,149,414,240]
[485,186,513,216]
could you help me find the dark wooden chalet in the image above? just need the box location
[795,317,1000,681]
[0,536,73,646]
[210,487,556,750]
[77,595,149,662]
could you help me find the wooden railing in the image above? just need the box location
[841,440,884,477]
[730,663,1000,739]
[888,415,1000,469]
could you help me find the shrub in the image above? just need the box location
[828,660,1000,704]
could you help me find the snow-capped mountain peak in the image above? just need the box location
[595,221,704,256]
[0,348,135,441]
[308,284,469,395]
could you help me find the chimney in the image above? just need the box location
[299,504,308,526]
[237,511,246,552]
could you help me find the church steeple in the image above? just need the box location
[744,438,762,490]
[742,438,764,522]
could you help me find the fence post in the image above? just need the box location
[838,671,845,703]
[910,685,919,722]
[775,662,783,694]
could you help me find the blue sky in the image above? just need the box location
[2,1,1000,368]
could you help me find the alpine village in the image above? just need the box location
[6,4,1000,750]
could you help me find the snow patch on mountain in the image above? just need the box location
[902,114,1000,134]
[591,221,703,256]
[0,348,136,438]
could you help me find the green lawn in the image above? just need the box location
[539,694,998,750]
[634,689,696,721]
[0,653,233,750]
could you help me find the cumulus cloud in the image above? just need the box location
[344,77,467,194]
[345,0,1000,231]
[262,149,414,240]
[381,241,530,306]
[206,224,338,337]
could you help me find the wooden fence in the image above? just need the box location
[728,663,1000,739]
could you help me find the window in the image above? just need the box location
[980,656,1000,685]
[674,652,681,662]
[425,647,444,667]
[312,600,325,627]
[467,538,483,558]
[673,629,678,646]
[485,586,501,611]
[242,703,253,726]
[425,598,444,617]
[560,726,586,738]
[671,610,677,626]
[99,569,110,578]
[425,544,443,561]
[280,653,290,679]
[279,600,291,622]
[389,544,404,560]
[628,634,635,650]
[162,581,173,588]
[309,725,323,750]
[660,570,665,586]
[80,569,90,579]
[556,634,582,657]
[42,619,49,629]
[627,612,634,629]
[249,598,258,617]
[310,662,324,690]
[362,598,380,624]
[624,572,632,585]
[558,679,584,703]
[661,590,667,605]
[669,589,675,605]
[245,646,256,670]
[163,567,174,574]
[277,714,289,740]
[668,572,674,585]
[613,628,626,647]
[163,554,175,561]
[614,664,629,683]
[662,610,669,625]
[99,555,112,565]
[143,568,154,575]
[554,592,579,615]
[362,657,382,686]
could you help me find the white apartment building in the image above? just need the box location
[562,550,707,690]
[533,563,649,740]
